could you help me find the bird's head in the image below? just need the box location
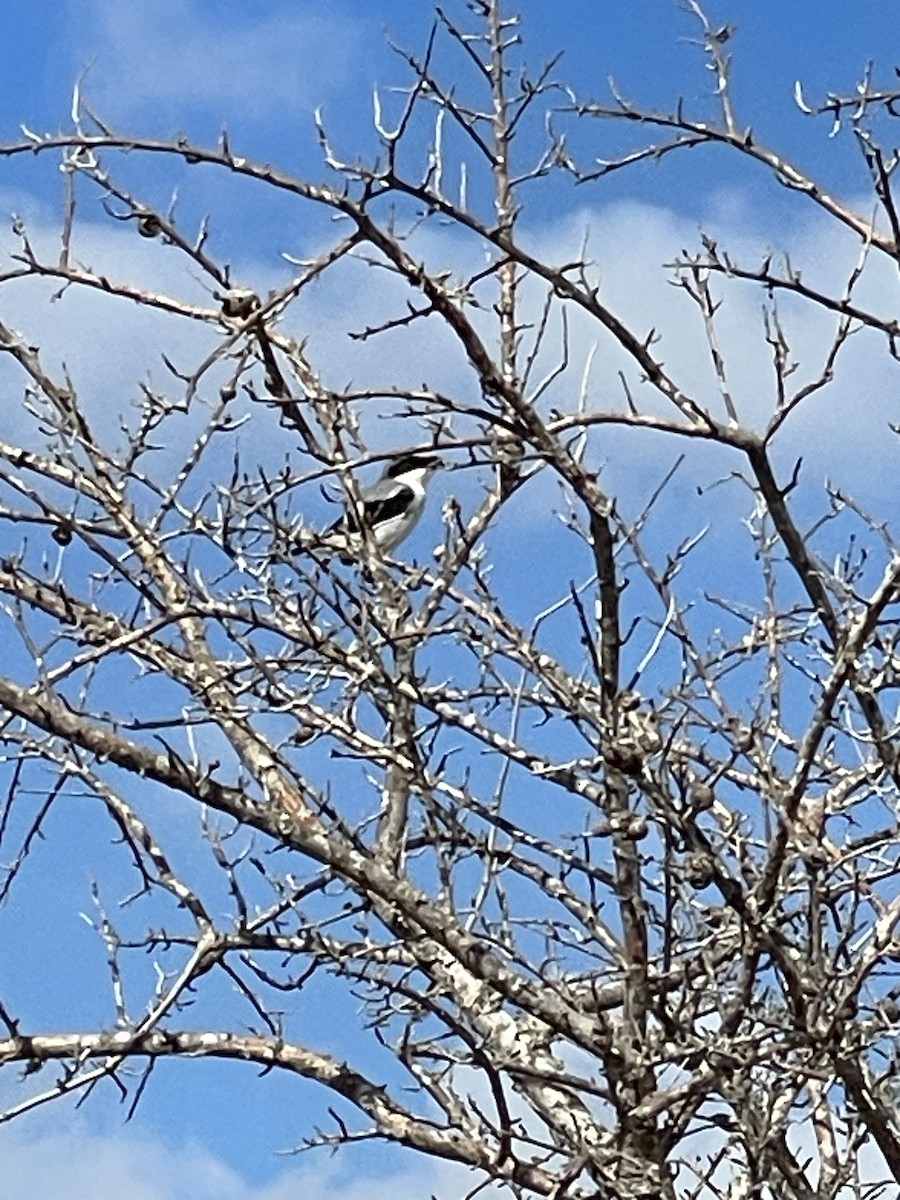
[383,451,443,481]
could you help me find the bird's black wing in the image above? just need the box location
[339,482,415,533]
[295,482,416,559]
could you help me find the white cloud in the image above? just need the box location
[0,212,222,450]
[507,198,900,511]
[0,1122,241,1200]
[2,184,898,543]
[0,1119,494,1200]
[72,0,367,122]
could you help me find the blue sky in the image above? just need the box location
[1,1,899,1197]
[4,0,897,231]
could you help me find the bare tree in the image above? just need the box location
[2,3,900,1197]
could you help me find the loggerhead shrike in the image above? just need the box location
[308,450,443,562]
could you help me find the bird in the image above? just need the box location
[306,450,443,562]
